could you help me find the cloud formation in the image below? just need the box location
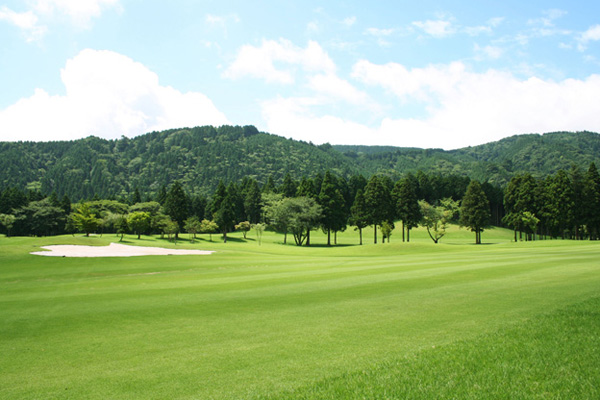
[261,58,600,149]
[412,19,455,38]
[223,39,336,84]
[0,49,228,141]
[0,0,120,40]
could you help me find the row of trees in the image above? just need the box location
[503,163,600,240]
[0,170,494,244]
[5,164,600,244]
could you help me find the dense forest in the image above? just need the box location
[335,131,600,186]
[0,125,599,201]
[1,163,599,244]
[1,126,600,243]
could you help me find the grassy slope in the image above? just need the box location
[1,227,599,399]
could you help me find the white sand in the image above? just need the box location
[31,242,214,257]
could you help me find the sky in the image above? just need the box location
[1,0,600,149]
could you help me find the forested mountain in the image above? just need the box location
[1,125,599,201]
[335,131,600,186]
[0,125,360,200]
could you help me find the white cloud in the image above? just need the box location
[578,25,600,51]
[262,60,600,149]
[464,17,504,36]
[0,5,46,41]
[0,49,228,141]
[223,39,336,84]
[262,97,374,145]
[364,27,395,47]
[307,74,371,106]
[365,27,394,37]
[528,9,567,28]
[32,0,121,27]
[351,60,466,101]
[412,19,455,38]
[205,13,240,37]
[306,21,319,34]
[474,44,503,60]
[342,16,356,27]
[0,0,120,40]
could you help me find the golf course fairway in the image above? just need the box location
[1,226,599,399]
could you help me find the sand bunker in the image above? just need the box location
[31,242,214,257]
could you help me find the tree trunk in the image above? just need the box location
[402,221,405,242]
[306,229,311,246]
[359,227,363,245]
[327,229,331,246]
[407,228,410,243]
[373,224,377,244]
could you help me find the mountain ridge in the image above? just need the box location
[1,126,598,200]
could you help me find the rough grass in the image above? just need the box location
[260,296,600,399]
[1,226,599,399]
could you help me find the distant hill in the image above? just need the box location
[334,131,600,186]
[1,126,599,200]
[0,126,361,199]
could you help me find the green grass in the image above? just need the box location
[1,226,599,399]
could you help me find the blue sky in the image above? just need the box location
[1,0,600,149]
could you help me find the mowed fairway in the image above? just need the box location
[1,227,600,399]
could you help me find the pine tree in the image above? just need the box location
[392,173,422,242]
[584,162,600,239]
[296,176,316,198]
[460,180,490,244]
[318,171,346,246]
[279,173,298,198]
[214,193,236,243]
[243,179,262,224]
[349,189,369,245]
[364,175,394,244]
[546,170,574,239]
[164,181,188,239]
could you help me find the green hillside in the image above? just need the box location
[335,130,600,185]
[1,126,599,200]
[0,126,359,199]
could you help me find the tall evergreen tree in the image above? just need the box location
[349,189,369,245]
[60,194,72,215]
[243,179,262,224]
[546,170,575,239]
[164,181,188,238]
[262,176,276,194]
[460,180,491,244]
[208,180,227,218]
[156,185,168,205]
[364,175,394,244]
[131,187,142,205]
[296,176,316,198]
[214,193,236,243]
[584,162,600,239]
[392,173,422,242]
[190,195,207,221]
[318,171,347,246]
[279,173,298,198]
[503,174,538,241]
[227,182,245,224]
[570,165,586,239]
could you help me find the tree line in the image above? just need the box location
[1,165,598,244]
[2,128,599,203]
[502,163,600,241]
